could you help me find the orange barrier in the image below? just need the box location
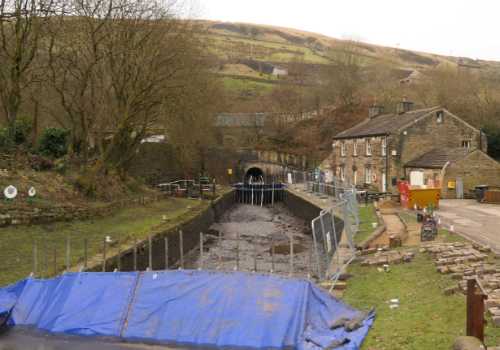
[398,181,440,209]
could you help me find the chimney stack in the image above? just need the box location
[368,105,384,119]
[396,99,414,114]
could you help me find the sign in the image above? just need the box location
[28,187,36,197]
[448,181,456,189]
[227,169,233,175]
[4,185,17,199]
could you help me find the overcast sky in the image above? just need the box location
[192,0,500,61]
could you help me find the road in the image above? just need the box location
[436,199,500,253]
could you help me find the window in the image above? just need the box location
[382,138,387,156]
[353,140,358,156]
[340,142,346,157]
[353,170,358,185]
[366,140,372,156]
[365,166,372,184]
[462,140,472,149]
[340,166,345,181]
[437,111,444,123]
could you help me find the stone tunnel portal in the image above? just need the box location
[245,167,264,183]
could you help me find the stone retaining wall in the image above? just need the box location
[102,191,235,271]
[0,195,166,227]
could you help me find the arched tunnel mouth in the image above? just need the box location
[245,167,264,183]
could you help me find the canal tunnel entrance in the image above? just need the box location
[245,167,264,183]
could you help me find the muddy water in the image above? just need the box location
[184,204,317,279]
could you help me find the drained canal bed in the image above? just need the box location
[184,203,319,280]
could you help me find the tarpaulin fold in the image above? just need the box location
[0,271,374,349]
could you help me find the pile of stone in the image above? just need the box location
[360,249,415,267]
[420,242,500,296]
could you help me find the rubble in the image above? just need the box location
[421,242,500,327]
[360,249,415,266]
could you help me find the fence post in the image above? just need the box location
[133,238,137,271]
[65,234,71,272]
[235,232,240,271]
[32,240,37,278]
[83,238,88,271]
[179,230,184,269]
[199,232,204,270]
[148,235,153,271]
[164,237,169,270]
[117,239,121,272]
[102,238,107,272]
[270,237,275,274]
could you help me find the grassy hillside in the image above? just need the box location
[197,20,500,108]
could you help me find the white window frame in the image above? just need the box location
[353,169,358,185]
[437,111,444,123]
[353,140,358,156]
[340,166,345,181]
[365,167,372,184]
[340,142,346,157]
[382,138,387,156]
[462,140,471,149]
[366,140,372,156]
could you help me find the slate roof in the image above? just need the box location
[334,107,439,139]
[405,148,471,169]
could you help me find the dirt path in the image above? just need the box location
[370,209,407,247]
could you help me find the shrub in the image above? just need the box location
[14,117,32,145]
[38,128,69,158]
[0,127,10,149]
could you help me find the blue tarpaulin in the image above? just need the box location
[0,271,374,349]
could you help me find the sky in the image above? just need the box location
[191,0,500,61]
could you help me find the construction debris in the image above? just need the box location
[360,249,415,267]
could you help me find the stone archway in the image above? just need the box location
[245,167,264,183]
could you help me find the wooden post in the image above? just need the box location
[164,237,169,270]
[467,278,487,342]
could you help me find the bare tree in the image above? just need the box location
[0,0,57,142]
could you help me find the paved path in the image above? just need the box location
[436,199,500,253]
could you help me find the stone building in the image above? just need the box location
[331,101,499,197]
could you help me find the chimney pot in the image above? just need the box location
[369,105,384,119]
[397,100,414,114]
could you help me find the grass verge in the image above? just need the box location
[0,198,209,286]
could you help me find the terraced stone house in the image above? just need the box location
[331,101,500,198]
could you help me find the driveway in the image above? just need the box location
[436,199,500,253]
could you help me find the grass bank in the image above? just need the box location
[0,198,210,286]
[354,203,379,245]
[344,230,500,349]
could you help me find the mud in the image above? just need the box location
[184,204,317,279]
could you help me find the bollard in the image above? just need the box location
[102,238,107,272]
[235,232,240,271]
[164,237,169,270]
[199,232,204,270]
[179,230,184,269]
[32,241,38,278]
[133,238,137,271]
[148,235,153,271]
[289,235,294,277]
[65,234,71,272]
[83,238,88,271]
